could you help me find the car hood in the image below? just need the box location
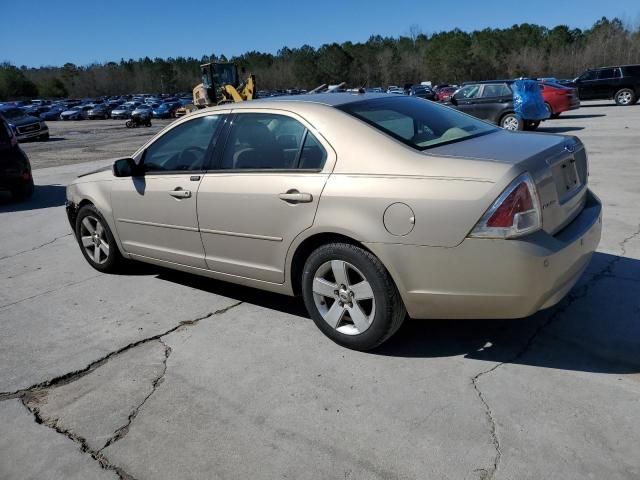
[61,110,80,115]
[5,114,41,126]
[425,129,567,164]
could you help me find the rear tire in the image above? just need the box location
[500,113,523,131]
[125,120,133,128]
[551,113,561,119]
[301,243,406,351]
[75,204,123,273]
[524,120,540,131]
[614,88,636,106]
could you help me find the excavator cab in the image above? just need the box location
[193,62,256,108]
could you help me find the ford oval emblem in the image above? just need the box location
[564,143,576,153]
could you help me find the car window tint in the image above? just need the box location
[597,68,618,79]
[481,84,511,98]
[298,132,327,169]
[456,85,481,99]
[580,70,597,81]
[143,115,220,173]
[625,65,640,76]
[220,113,306,170]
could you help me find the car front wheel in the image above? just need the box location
[75,205,122,273]
[302,243,406,351]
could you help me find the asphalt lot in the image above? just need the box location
[1,101,639,480]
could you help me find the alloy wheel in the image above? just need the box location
[312,260,376,335]
[503,116,520,131]
[617,91,632,105]
[80,215,110,265]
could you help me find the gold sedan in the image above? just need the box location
[65,93,602,350]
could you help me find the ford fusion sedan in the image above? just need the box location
[0,106,49,141]
[65,93,602,351]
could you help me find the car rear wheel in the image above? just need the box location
[75,205,122,273]
[302,243,406,351]
[615,88,636,106]
[524,120,540,131]
[544,102,553,117]
[11,177,34,200]
[500,113,523,131]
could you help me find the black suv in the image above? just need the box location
[571,65,640,105]
[0,113,34,199]
[448,80,541,131]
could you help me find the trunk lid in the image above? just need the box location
[428,130,589,235]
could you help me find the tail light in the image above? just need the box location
[469,172,542,239]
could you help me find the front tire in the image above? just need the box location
[500,113,523,131]
[302,243,406,351]
[75,205,122,273]
[614,88,636,106]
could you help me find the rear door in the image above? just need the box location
[474,83,513,123]
[196,110,335,283]
[595,67,622,98]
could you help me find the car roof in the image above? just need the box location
[463,80,515,85]
[250,92,395,107]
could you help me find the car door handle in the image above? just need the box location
[278,190,313,204]
[169,188,191,199]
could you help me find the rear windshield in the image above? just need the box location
[337,96,496,150]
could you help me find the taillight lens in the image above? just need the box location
[469,172,542,239]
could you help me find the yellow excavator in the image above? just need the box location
[188,62,255,109]
[176,62,255,116]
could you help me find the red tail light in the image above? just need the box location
[470,173,542,239]
[487,182,534,227]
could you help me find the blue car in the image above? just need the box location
[152,102,180,119]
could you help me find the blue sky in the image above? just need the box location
[2,0,639,67]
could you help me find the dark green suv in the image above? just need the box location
[572,65,640,106]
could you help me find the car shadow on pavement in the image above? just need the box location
[558,114,606,119]
[376,252,640,374]
[0,184,67,213]
[538,126,585,133]
[147,252,640,375]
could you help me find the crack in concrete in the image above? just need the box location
[0,233,72,262]
[3,301,243,480]
[0,274,103,310]
[470,223,640,479]
[99,340,171,452]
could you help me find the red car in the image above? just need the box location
[434,86,457,102]
[539,82,580,118]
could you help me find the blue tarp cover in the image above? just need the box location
[512,79,549,121]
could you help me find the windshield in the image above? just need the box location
[338,96,497,150]
[1,108,27,120]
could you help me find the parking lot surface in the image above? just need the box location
[1,102,639,480]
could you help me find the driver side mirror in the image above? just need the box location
[113,157,142,177]
[449,95,458,105]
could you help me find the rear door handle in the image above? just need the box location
[279,190,313,204]
[169,188,191,199]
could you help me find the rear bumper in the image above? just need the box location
[366,190,602,319]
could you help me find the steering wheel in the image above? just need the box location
[178,146,206,170]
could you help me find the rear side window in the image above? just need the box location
[339,96,497,151]
[142,115,221,172]
[481,84,511,98]
[597,68,621,79]
[623,65,640,76]
[219,113,326,170]
[579,70,597,81]
[455,85,481,99]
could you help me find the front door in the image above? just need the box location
[111,114,224,268]
[575,70,598,99]
[451,84,482,118]
[197,111,333,283]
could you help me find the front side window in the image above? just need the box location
[455,85,481,99]
[142,115,221,173]
[338,96,497,150]
[220,113,322,170]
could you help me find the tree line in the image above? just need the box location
[1,17,639,101]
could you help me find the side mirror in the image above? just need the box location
[449,95,458,105]
[113,158,141,177]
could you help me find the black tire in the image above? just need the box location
[551,113,561,119]
[500,113,523,131]
[544,102,554,118]
[11,177,34,200]
[614,88,636,106]
[524,120,540,131]
[125,120,133,128]
[75,204,123,273]
[301,243,406,351]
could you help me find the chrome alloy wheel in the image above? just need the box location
[617,90,633,105]
[502,116,520,131]
[312,260,376,335]
[80,215,110,265]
